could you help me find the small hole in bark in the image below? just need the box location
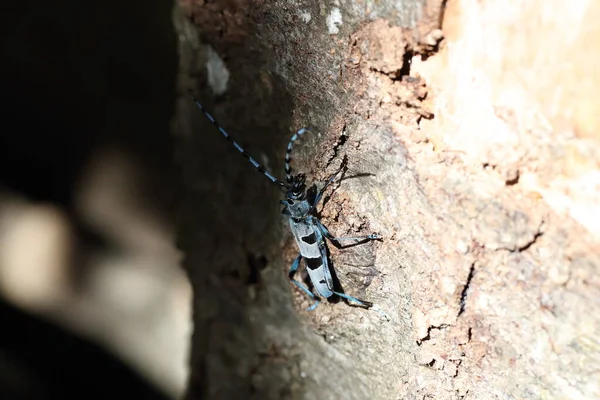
[247,254,268,284]
[398,49,413,79]
[505,170,520,186]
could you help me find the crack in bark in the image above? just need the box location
[418,324,450,344]
[516,230,543,252]
[326,130,348,169]
[458,263,475,317]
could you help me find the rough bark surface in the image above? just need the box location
[173,1,600,399]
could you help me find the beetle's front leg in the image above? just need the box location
[316,218,381,248]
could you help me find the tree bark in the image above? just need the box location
[174,1,600,399]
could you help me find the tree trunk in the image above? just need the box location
[173,1,600,399]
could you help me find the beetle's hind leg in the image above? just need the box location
[333,290,390,320]
[288,253,320,311]
[332,291,372,308]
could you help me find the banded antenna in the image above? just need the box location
[189,90,288,189]
[284,127,309,184]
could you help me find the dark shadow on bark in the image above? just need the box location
[178,5,299,399]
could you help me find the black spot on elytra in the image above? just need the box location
[304,257,322,270]
[301,232,317,245]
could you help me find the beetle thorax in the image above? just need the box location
[286,198,310,219]
[282,173,312,218]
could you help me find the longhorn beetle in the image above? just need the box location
[190,91,385,315]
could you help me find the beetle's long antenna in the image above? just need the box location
[284,127,309,183]
[189,90,289,190]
